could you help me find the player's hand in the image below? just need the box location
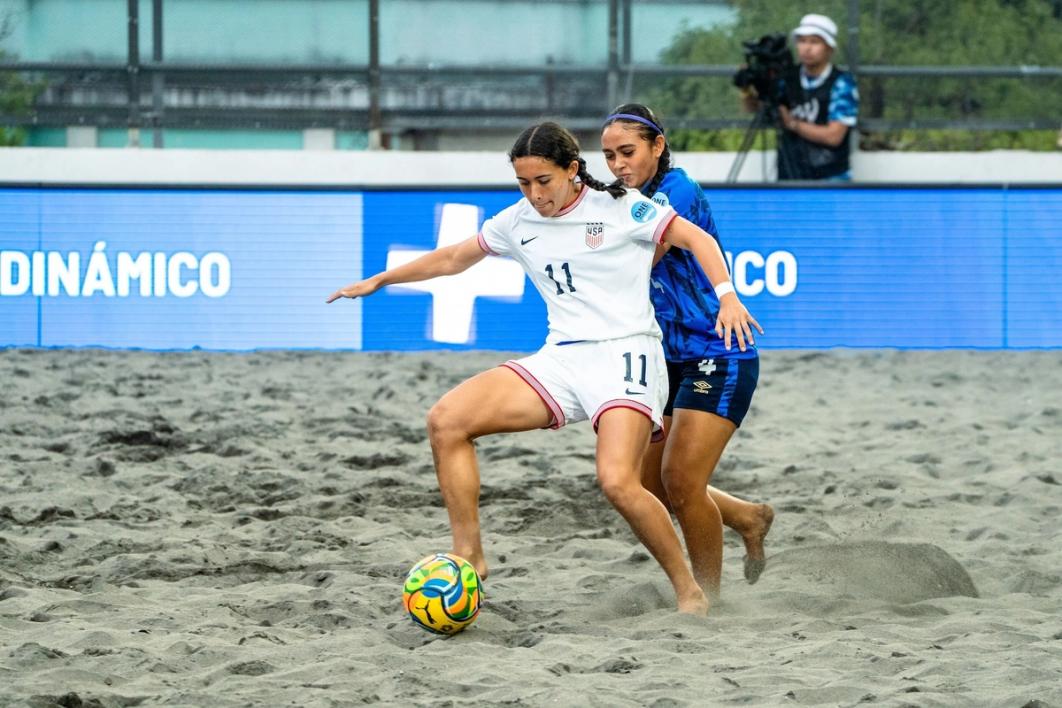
[714,293,764,352]
[326,277,381,303]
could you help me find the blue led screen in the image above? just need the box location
[2,186,1059,350]
[1,188,363,349]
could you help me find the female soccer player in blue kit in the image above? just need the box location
[601,104,775,597]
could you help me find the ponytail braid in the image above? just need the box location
[577,158,627,199]
[642,147,672,200]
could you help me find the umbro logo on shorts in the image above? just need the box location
[520,236,539,245]
[693,380,712,394]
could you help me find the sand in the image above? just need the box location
[1,348,1059,707]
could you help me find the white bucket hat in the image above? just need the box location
[792,13,838,48]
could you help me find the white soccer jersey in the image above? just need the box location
[477,186,677,344]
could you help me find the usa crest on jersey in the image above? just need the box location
[585,222,604,249]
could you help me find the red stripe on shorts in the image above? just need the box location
[591,399,656,433]
[501,361,565,429]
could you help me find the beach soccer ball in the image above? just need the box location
[402,552,482,635]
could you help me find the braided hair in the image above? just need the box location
[602,103,673,199]
[509,122,626,199]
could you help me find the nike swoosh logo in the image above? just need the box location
[520,236,539,245]
[624,388,645,396]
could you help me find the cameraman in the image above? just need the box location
[745,14,860,181]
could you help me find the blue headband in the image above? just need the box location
[605,113,663,134]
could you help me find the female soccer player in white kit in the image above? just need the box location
[327,122,761,614]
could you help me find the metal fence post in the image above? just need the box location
[127,0,141,147]
[847,0,862,163]
[152,0,164,148]
[606,0,619,114]
[621,0,632,103]
[545,56,556,114]
[368,0,382,149]
[847,0,861,76]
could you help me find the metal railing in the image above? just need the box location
[1,0,1060,144]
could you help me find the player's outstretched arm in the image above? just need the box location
[662,217,764,351]
[326,235,488,303]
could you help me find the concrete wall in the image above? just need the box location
[1,147,1059,186]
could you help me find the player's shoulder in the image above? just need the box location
[657,168,698,199]
[653,168,705,211]
[616,189,665,224]
[574,186,627,220]
[594,185,643,211]
[484,199,534,238]
[666,166,695,185]
[500,198,535,222]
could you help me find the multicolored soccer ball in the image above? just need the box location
[402,552,482,635]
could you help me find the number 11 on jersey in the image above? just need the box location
[544,262,576,295]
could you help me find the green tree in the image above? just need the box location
[0,59,39,146]
[0,10,37,146]
[647,0,1062,151]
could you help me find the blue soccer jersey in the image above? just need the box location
[646,168,757,362]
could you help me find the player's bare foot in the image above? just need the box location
[677,588,710,616]
[741,503,774,584]
[693,572,721,604]
[454,550,489,581]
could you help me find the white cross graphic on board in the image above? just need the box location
[385,203,525,344]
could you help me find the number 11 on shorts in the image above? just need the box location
[623,352,647,387]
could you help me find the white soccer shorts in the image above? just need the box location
[503,333,667,441]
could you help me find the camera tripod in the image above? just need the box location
[726,101,799,183]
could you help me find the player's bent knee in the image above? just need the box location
[596,468,640,508]
[426,400,473,447]
[663,487,694,512]
[661,468,700,511]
